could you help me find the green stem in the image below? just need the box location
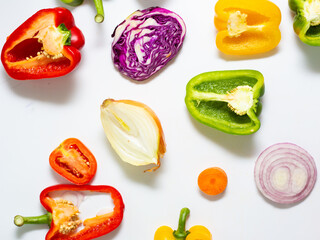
[57,24,71,46]
[60,0,84,7]
[14,213,52,228]
[93,0,105,23]
[173,208,190,240]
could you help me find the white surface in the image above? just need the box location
[1,0,320,239]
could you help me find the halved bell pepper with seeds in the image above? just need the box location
[14,185,125,240]
[185,70,264,135]
[1,7,84,80]
[289,0,320,46]
[214,0,281,55]
[49,138,97,185]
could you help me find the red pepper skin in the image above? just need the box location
[40,184,125,240]
[49,138,97,185]
[70,27,85,50]
[1,7,85,80]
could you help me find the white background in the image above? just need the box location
[1,0,320,239]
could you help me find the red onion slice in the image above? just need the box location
[254,143,317,204]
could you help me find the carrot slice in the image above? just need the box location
[198,167,228,195]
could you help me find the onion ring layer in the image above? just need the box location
[254,143,317,204]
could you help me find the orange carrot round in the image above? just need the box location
[198,167,228,195]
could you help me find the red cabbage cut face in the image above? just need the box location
[111,7,186,81]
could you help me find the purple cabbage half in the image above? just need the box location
[111,7,186,81]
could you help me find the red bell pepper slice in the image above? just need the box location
[49,138,97,185]
[14,185,125,240]
[1,7,85,80]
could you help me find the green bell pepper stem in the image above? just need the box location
[14,213,52,227]
[57,23,71,46]
[60,0,104,23]
[173,208,190,240]
[60,0,84,7]
[93,0,105,23]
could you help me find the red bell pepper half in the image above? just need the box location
[14,185,125,240]
[49,138,97,185]
[1,7,85,80]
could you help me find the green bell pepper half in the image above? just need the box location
[185,70,264,135]
[289,0,320,46]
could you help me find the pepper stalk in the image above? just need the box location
[93,0,104,23]
[154,208,212,240]
[173,208,191,239]
[60,0,105,23]
[14,213,52,227]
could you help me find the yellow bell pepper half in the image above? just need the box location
[214,0,281,55]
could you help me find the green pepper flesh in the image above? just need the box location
[185,70,264,135]
[290,0,320,45]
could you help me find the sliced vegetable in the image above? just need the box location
[60,0,105,23]
[254,143,317,204]
[14,184,125,240]
[1,8,84,80]
[154,208,212,240]
[185,70,264,135]
[111,7,186,81]
[100,99,166,172]
[49,138,97,185]
[198,167,228,196]
[214,0,281,55]
[289,0,320,46]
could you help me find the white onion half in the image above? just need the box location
[254,143,317,204]
[100,99,166,172]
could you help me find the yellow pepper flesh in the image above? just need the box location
[214,0,281,55]
[187,226,212,240]
[154,226,176,240]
